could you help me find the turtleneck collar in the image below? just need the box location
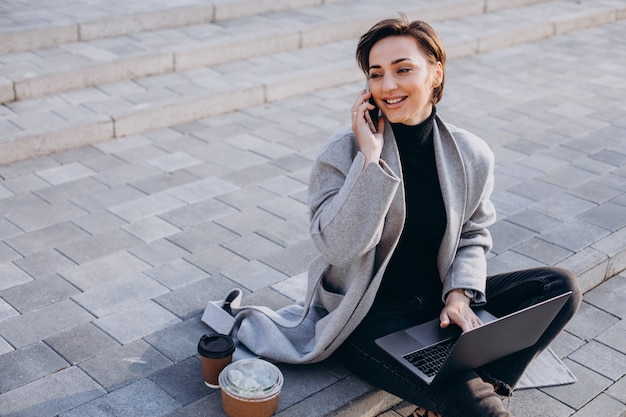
[390,107,436,148]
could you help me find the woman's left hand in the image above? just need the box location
[440,291,482,332]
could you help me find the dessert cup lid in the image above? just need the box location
[197,334,235,358]
[219,358,284,399]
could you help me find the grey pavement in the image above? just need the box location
[0,1,625,417]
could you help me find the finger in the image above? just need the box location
[356,100,372,113]
[439,311,450,328]
[352,102,374,129]
[455,316,471,332]
[452,309,474,332]
[352,91,369,110]
[351,100,366,120]
[464,313,482,329]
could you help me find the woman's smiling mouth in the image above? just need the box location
[384,97,407,105]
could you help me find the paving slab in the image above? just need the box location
[44,322,121,365]
[542,359,614,410]
[0,341,69,393]
[0,299,18,323]
[78,339,173,392]
[607,376,626,405]
[0,274,80,313]
[59,378,181,417]
[72,273,169,318]
[147,356,208,406]
[153,276,238,320]
[571,393,626,417]
[510,389,575,417]
[596,320,626,355]
[0,299,94,348]
[93,300,181,344]
[0,366,106,417]
[583,273,626,319]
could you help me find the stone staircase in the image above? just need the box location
[1,0,625,166]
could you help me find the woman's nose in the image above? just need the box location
[382,75,398,92]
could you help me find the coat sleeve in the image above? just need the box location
[307,128,400,266]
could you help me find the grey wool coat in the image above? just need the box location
[202,115,497,364]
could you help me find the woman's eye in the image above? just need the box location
[398,68,412,74]
[369,73,382,79]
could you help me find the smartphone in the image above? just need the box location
[364,78,379,133]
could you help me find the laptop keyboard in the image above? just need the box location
[402,338,456,377]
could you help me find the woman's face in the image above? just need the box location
[367,35,443,126]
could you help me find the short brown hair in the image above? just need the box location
[356,15,446,104]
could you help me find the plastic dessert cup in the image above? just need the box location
[219,358,284,417]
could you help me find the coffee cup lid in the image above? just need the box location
[197,334,235,358]
[219,358,283,399]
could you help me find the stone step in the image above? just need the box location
[0,0,344,55]
[1,0,625,166]
[0,0,552,105]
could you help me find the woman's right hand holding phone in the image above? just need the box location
[351,89,385,169]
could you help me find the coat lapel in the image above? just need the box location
[375,121,406,263]
[433,116,467,277]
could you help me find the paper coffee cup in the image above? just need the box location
[197,333,235,388]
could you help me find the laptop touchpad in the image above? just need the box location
[405,317,462,346]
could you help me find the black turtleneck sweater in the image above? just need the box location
[375,109,447,302]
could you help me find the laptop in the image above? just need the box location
[375,291,572,385]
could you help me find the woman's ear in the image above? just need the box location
[431,61,444,89]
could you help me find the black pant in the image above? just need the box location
[336,267,582,417]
